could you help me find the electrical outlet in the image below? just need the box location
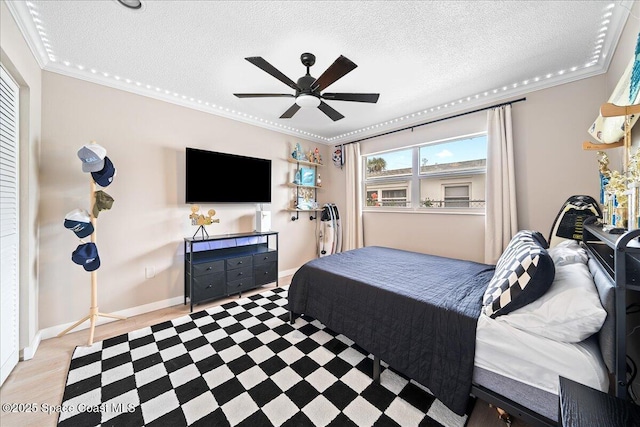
[145,267,155,279]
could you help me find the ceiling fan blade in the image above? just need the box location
[311,55,358,92]
[245,57,301,91]
[280,103,301,119]
[321,93,380,103]
[317,101,345,121]
[234,93,295,98]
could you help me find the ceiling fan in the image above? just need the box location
[234,53,380,121]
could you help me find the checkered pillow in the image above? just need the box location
[482,231,555,318]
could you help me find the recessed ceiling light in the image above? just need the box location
[116,0,142,10]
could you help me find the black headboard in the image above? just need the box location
[587,255,616,373]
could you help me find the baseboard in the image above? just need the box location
[20,330,42,361]
[38,295,185,341]
[279,267,298,280]
[38,270,298,343]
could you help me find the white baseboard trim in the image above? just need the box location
[37,270,298,344]
[279,268,298,280]
[20,331,42,361]
[39,295,185,341]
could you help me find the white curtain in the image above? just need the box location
[343,143,364,250]
[485,104,518,264]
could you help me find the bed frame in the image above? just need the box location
[288,226,639,426]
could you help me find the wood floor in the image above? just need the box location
[0,282,529,427]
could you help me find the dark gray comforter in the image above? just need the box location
[287,246,495,415]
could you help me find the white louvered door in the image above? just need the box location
[0,65,20,386]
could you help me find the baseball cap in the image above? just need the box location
[91,156,116,187]
[71,242,100,271]
[77,144,107,172]
[63,208,94,238]
[93,190,114,218]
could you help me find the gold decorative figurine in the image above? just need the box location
[190,205,220,238]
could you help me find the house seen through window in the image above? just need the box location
[364,134,487,210]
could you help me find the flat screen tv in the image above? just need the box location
[185,147,272,203]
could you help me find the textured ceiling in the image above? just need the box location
[6,0,634,144]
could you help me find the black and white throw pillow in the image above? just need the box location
[482,230,555,318]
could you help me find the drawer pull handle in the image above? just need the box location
[206,267,212,271]
[238,261,243,265]
[238,272,243,276]
[207,284,213,288]
[264,256,268,260]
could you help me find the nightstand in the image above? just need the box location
[559,376,640,426]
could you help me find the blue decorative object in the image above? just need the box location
[630,32,640,103]
[291,143,305,161]
[300,167,316,186]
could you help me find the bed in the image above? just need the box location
[287,230,615,426]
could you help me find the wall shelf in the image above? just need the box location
[287,155,324,221]
[286,183,321,189]
[287,158,324,167]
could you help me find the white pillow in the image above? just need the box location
[547,239,588,266]
[495,262,606,343]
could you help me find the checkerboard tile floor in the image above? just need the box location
[58,287,468,427]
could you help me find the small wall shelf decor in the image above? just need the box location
[58,141,126,346]
[287,156,324,221]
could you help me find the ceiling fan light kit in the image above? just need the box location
[234,52,380,121]
[296,94,321,108]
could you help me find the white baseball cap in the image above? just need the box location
[77,144,107,172]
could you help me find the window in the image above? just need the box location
[444,184,470,207]
[363,134,486,211]
[364,148,412,207]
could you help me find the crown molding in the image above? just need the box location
[4,1,48,69]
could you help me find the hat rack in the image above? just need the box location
[57,141,126,345]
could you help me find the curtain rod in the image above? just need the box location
[335,97,526,147]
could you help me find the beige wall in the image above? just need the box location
[1,0,42,353]
[39,71,329,330]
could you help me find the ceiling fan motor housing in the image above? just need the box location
[296,75,318,96]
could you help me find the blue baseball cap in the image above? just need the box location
[71,242,100,271]
[64,208,94,238]
[91,156,116,187]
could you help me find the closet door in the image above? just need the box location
[0,65,20,386]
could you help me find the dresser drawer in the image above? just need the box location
[227,277,255,295]
[191,260,224,277]
[226,255,252,270]
[253,251,277,266]
[192,272,225,302]
[254,262,277,286]
[226,266,252,282]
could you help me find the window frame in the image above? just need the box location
[362,132,487,215]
